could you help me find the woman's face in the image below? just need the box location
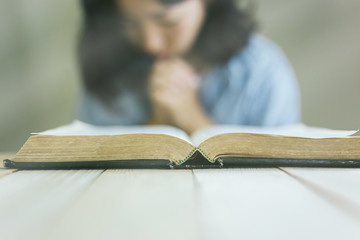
[117,0,206,59]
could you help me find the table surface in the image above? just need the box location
[1,153,360,240]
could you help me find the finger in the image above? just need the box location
[173,67,200,91]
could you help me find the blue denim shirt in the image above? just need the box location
[77,34,301,126]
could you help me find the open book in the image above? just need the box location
[3,121,360,169]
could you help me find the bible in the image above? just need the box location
[3,121,360,169]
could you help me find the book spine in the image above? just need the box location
[220,157,360,168]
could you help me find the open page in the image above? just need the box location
[191,124,359,146]
[36,120,193,144]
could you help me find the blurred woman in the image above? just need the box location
[77,0,300,133]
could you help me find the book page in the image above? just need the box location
[191,124,359,146]
[36,120,193,144]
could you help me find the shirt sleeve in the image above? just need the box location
[223,34,301,126]
[76,88,151,126]
[245,37,301,126]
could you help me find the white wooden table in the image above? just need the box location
[1,153,360,240]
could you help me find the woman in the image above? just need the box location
[77,0,300,133]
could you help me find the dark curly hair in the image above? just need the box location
[79,0,257,104]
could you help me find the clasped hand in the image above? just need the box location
[148,58,213,133]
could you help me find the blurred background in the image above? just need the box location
[0,0,359,152]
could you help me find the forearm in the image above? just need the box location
[171,98,214,134]
[148,58,214,133]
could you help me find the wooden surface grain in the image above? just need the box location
[0,166,359,240]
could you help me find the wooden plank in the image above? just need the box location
[193,168,360,240]
[2,168,359,240]
[281,168,360,217]
[0,170,103,240]
[43,169,200,240]
[0,168,17,178]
